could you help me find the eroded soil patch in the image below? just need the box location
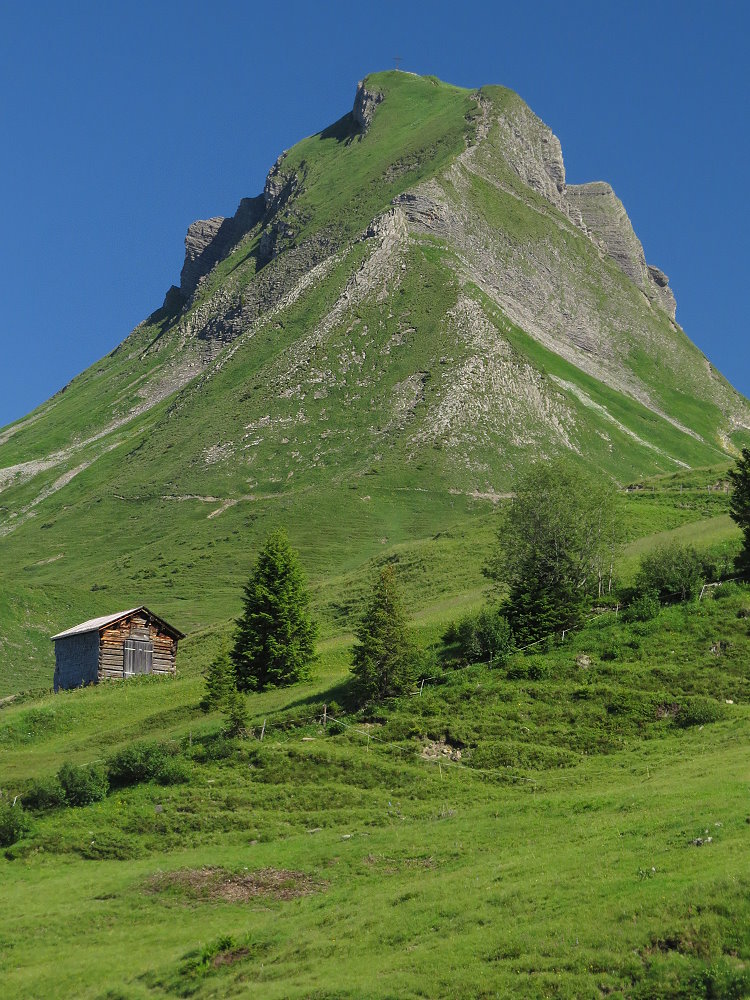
[146,865,325,903]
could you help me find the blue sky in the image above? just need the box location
[1,0,748,427]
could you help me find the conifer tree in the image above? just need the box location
[223,688,249,737]
[232,529,317,692]
[200,646,237,713]
[351,565,415,704]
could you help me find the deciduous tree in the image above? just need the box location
[485,459,620,644]
[728,447,750,574]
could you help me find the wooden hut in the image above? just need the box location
[51,607,184,692]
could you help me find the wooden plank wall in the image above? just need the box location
[98,613,177,681]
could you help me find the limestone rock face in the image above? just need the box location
[491,98,567,211]
[179,196,264,299]
[647,265,677,319]
[566,182,648,286]
[264,153,296,209]
[180,217,226,293]
[566,182,676,318]
[353,79,384,132]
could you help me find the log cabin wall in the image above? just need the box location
[98,614,177,681]
[53,631,100,691]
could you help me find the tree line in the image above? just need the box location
[202,450,750,729]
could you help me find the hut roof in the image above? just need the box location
[51,607,185,641]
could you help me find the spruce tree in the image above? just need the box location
[351,565,415,704]
[232,529,317,692]
[223,689,249,737]
[200,646,237,713]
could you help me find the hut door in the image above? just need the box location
[123,638,154,675]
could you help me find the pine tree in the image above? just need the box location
[200,646,237,713]
[351,565,415,704]
[223,689,249,737]
[232,529,317,692]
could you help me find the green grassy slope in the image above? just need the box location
[1,71,749,699]
[1,588,749,998]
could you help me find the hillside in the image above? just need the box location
[1,70,749,691]
[1,585,749,998]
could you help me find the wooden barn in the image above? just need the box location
[51,607,184,692]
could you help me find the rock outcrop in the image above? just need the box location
[647,264,677,319]
[566,182,676,319]
[179,196,264,299]
[353,79,384,132]
[490,97,568,212]
[567,182,649,287]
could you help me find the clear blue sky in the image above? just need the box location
[1,0,748,427]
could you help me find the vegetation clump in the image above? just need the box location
[635,542,705,601]
[675,697,725,728]
[442,607,513,666]
[56,762,108,806]
[232,529,318,692]
[0,800,29,847]
[106,741,186,788]
[21,775,66,811]
[623,590,661,623]
[728,446,750,574]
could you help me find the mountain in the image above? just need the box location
[1,70,748,691]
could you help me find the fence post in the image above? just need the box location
[260,718,266,741]
[322,704,327,729]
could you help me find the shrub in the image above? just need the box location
[675,697,724,728]
[701,547,739,583]
[21,775,66,811]
[0,801,29,847]
[444,608,513,666]
[624,591,660,623]
[712,581,741,600]
[106,742,175,788]
[155,758,191,785]
[57,762,109,806]
[506,657,550,681]
[635,543,704,602]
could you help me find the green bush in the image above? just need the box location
[21,775,66,811]
[712,581,741,600]
[106,742,170,788]
[155,758,191,785]
[0,801,29,846]
[506,657,550,681]
[624,591,660,622]
[57,762,108,806]
[675,697,724,728]
[443,608,513,665]
[635,543,704,602]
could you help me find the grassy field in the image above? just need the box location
[1,578,749,999]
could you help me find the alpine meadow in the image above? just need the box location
[1,71,749,999]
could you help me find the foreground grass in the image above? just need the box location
[1,588,749,998]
